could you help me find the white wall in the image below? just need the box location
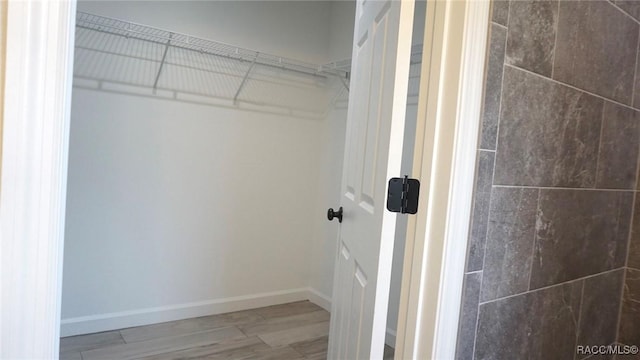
[77,0,333,63]
[63,88,325,334]
[63,0,420,341]
[328,0,357,61]
[62,0,346,336]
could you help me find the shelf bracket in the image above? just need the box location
[153,33,173,90]
[340,75,350,92]
[234,53,259,105]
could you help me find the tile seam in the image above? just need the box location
[491,21,507,30]
[609,1,640,26]
[493,184,635,192]
[632,25,640,108]
[550,0,560,80]
[478,267,626,306]
[526,189,541,292]
[505,63,638,112]
[573,280,586,360]
[118,330,127,344]
[614,267,628,345]
[593,103,607,189]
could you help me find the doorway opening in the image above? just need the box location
[60,1,426,359]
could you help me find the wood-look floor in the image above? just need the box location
[60,301,395,360]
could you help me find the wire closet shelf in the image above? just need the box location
[74,12,352,117]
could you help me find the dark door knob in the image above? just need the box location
[327,207,343,223]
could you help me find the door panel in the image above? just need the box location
[328,0,414,358]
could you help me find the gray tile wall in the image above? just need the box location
[455,1,640,359]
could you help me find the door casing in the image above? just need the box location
[0,0,76,357]
[395,1,491,358]
[0,1,490,358]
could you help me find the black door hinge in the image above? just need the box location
[386,176,420,214]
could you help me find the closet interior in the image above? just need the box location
[73,10,351,117]
[61,1,425,357]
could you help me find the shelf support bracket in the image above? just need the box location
[340,75,350,92]
[234,53,259,105]
[153,33,173,90]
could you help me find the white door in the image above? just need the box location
[327,0,415,359]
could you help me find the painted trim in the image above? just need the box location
[306,287,332,312]
[61,288,330,337]
[394,1,444,356]
[433,1,490,357]
[395,0,490,359]
[0,0,488,356]
[0,0,76,357]
[0,0,6,182]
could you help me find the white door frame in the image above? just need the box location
[0,0,489,358]
[395,1,490,359]
[0,0,76,358]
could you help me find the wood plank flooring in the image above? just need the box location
[60,301,395,360]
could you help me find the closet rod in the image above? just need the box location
[76,12,349,80]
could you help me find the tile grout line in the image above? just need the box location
[629,264,640,271]
[470,273,484,360]
[473,153,496,336]
[504,63,639,112]
[63,306,329,359]
[478,267,626,306]
[492,184,636,192]
[609,1,640,27]
[632,25,640,108]
[482,10,509,269]
[550,0,560,80]
[593,101,607,190]
[615,135,640,344]
[573,280,586,360]
[468,2,637,357]
[288,345,306,359]
[627,201,640,271]
[526,189,542,292]
[628,298,640,305]
[471,145,492,356]
[614,266,628,345]
[491,16,509,154]
[118,330,127,344]
[471,152,495,355]
[463,151,485,273]
[471,3,511,359]
[492,21,507,30]
[237,325,251,338]
[624,136,640,269]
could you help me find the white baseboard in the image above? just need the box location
[61,286,398,346]
[306,287,332,312]
[61,288,311,337]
